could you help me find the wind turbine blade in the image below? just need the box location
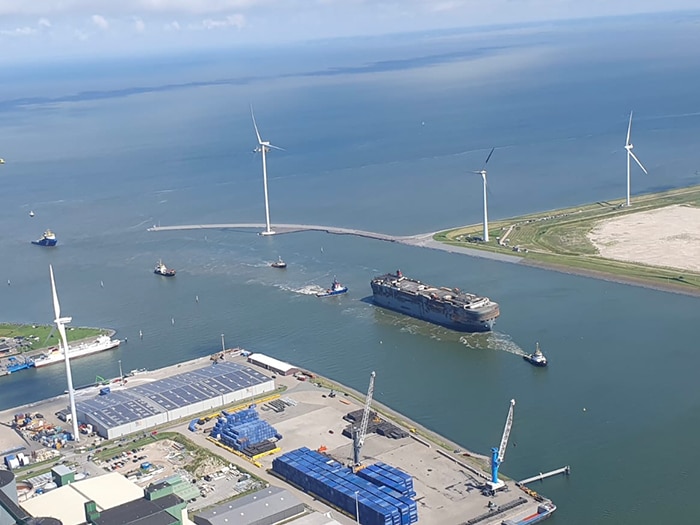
[629,150,648,174]
[49,264,60,319]
[250,104,262,145]
[267,143,285,152]
[483,147,495,168]
[56,321,69,355]
[626,111,633,145]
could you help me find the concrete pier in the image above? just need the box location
[148,223,523,263]
[519,465,571,485]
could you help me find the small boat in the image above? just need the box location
[523,342,548,367]
[316,277,348,297]
[154,259,176,277]
[31,229,57,247]
[271,256,287,269]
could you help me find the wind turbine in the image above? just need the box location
[473,147,495,242]
[624,111,648,207]
[49,265,80,443]
[251,105,284,236]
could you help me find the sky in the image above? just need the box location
[0,0,698,63]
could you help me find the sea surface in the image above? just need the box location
[2,12,700,524]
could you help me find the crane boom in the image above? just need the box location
[353,371,376,469]
[490,398,515,486]
[497,399,516,463]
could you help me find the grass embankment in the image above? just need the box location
[434,185,700,293]
[0,323,108,353]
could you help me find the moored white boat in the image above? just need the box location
[33,335,120,368]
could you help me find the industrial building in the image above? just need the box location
[74,362,275,439]
[21,471,145,525]
[1,469,63,525]
[247,354,299,376]
[192,486,304,525]
[20,469,194,525]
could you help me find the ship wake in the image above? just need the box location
[459,332,526,356]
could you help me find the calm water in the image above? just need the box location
[2,13,700,524]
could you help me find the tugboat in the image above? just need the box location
[316,277,348,297]
[31,229,57,247]
[523,342,548,367]
[271,256,287,269]
[154,260,176,277]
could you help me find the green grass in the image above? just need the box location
[0,323,108,353]
[435,185,700,293]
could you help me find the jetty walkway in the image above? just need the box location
[147,223,523,263]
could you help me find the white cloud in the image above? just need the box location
[196,14,246,30]
[133,16,145,32]
[73,29,89,40]
[0,26,36,36]
[91,14,109,30]
[0,0,265,16]
[0,0,698,62]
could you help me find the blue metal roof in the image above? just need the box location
[76,361,271,430]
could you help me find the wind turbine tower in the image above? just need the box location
[49,265,80,443]
[251,106,284,235]
[473,147,495,242]
[624,111,648,207]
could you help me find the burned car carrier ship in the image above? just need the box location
[370,270,500,332]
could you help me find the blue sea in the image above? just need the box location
[2,12,700,524]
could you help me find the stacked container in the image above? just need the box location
[210,408,280,451]
[272,447,418,525]
[358,462,416,498]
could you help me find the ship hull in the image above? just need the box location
[523,355,548,367]
[31,239,57,247]
[371,276,499,333]
[317,288,348,297]
[33,336,120,368]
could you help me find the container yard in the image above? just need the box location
[0,349,558,525]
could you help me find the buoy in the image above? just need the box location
[583,408,587,412]
[29,211,35,217]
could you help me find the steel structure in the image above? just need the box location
[352,371,376,471]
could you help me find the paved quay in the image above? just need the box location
[0,350,554,525]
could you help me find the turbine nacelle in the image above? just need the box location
[55,316,72,325]
[473,169,487,181]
